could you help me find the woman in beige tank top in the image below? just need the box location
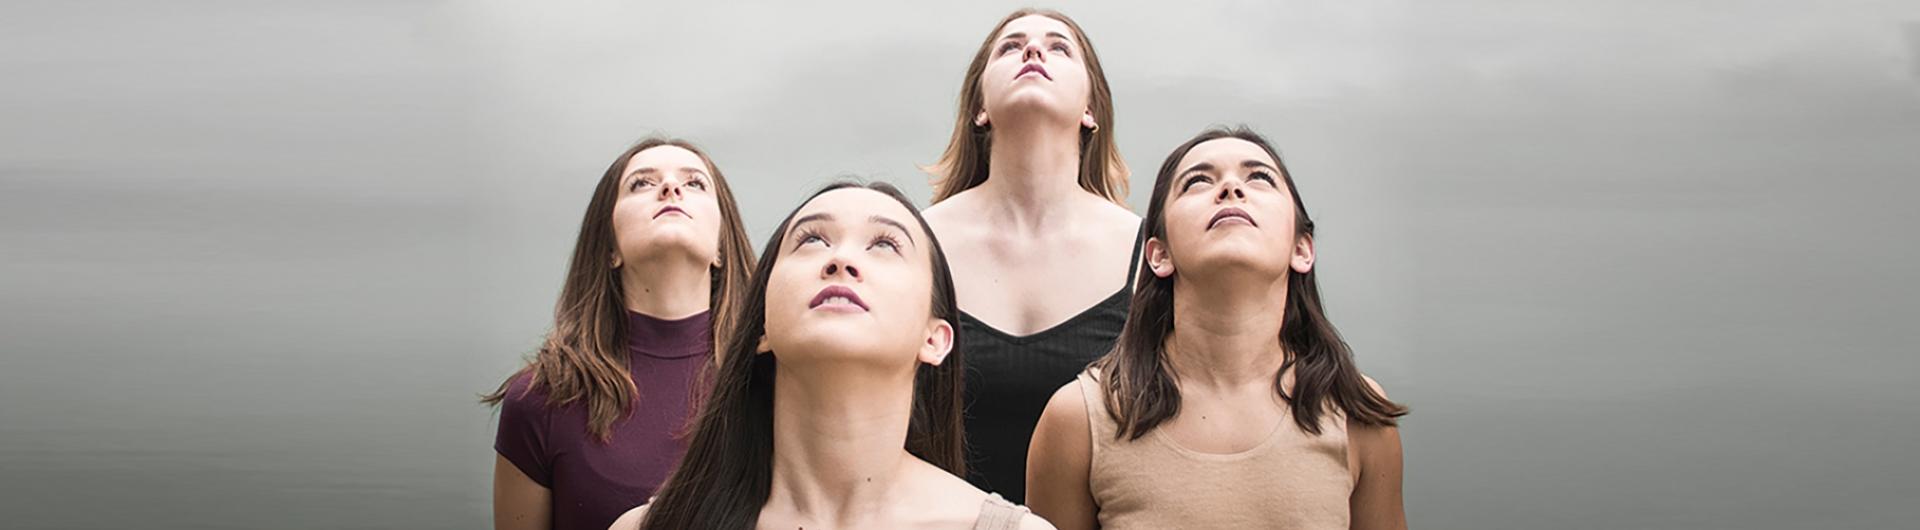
[1025,128,1410,530]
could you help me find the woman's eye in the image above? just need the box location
[1180,175,1212,192]
[998,41,1020,54]
[794,229,830,248]
[1050,42,1070,54]
[629,179,655,192]
[1249,171,1276,184]
[870,237,899,253]
[687,179,708,190]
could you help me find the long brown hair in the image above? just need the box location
[482,137,756,440]
[925,8,1128,204]
[1093,126,1406,439]
[640,181,964,530]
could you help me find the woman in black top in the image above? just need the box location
[921,8,1137,503]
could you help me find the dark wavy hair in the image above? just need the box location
[639,181,965,530]
[1091,126,1407,439]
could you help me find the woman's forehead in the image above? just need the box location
[998,15,1076,44]
[796,188,900,213]
[1178,138,1274,171]
[625,145,706,174]
[790,189,922,234]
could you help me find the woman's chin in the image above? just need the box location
[771,332,916,366]
[620,235,716,263]
[990,91,1078,118]
[1183,248,1290,279]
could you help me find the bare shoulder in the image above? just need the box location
[921,196,957,225]
[1093,200,1142,273]
[907,458,1058,529]
[1092,197,1142,227]
[1347,374,1400,434]
[906,459,994,524]
[1079,196,1141,244]
[1029,378,1094,487]
[1361,374,1389,399]
[925,202,989,252]
[922,458,990,501]
[922,190,981,230]
[1039,378,1091,430]
[1348,374,1402,460]
[607,504,647,530]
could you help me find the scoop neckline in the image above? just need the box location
[956,286,1129,346]
[1148,414,1291,462]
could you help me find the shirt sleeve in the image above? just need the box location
[494,372,555,488]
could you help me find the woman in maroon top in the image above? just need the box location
[482,137,756,530]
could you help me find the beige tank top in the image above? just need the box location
[972,493,1028,530]
[1077,370,1354,529]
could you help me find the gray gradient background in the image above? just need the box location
[4,1,1918,528]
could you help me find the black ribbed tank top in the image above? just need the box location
[959,223,1143,504]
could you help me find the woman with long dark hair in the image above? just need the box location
[1026,127,1409,529]
[922,8,1138,504]
[611,182,1051,530]
[483,137,755,530]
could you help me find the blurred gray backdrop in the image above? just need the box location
[4,1,1918,528]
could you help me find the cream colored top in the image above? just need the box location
[1078,370,1353,529]
[973,493,1029,530]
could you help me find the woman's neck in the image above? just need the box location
[765,360,918,526]
[977,116,1088,232]
[619,257,711,319]
[1167,271,1291,391]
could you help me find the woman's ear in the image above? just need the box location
[1292,234,1315,274]
[755,334,771,355]
[917,319,955,366]
[1146,237,1176,279]
[975,110,990,128]
[612,252,623,269]
[1081,110,1098,132]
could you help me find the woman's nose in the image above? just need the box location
[1217,180,1246,201]
[823,260,860,280]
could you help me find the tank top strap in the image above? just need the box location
[1077,369,1120,450]
[1124,220,1146,287]
[971,493,1029,530]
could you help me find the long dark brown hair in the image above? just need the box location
[639,181,965,530]
[925,8,1128,204]
[1092,126,1407,439]
[482,137,756,440]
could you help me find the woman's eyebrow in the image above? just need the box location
[791,212,834,230]
[1242,160,1279,172]
[1000,31,1072,43]
[869,215,916,245]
